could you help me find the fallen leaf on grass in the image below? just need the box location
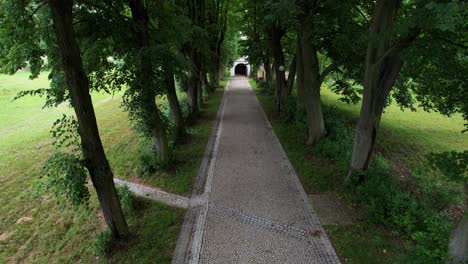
[15,217,33,224]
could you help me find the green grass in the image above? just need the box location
[321,87,467,168]
[106,199,184,263]
[249,78,466,263]
[115,88,224,195]
[0,71,224,263]
[325,225,403,264]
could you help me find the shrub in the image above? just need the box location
[92,228,113,255]
[314,105,354,170]
[179,98,192,121]
[262,91,458,263]
[135,137,172,175]
[409,171,463,212]
[427,150,468,184]
[350,164,454,262]
[158,103,178,147]
[295,104,308,136]
[135,145,157,176]
[256,79,274,95]
[308,103,456,263]
[282,96,297,124]
[117,185,136,213]
[403,212,452,263]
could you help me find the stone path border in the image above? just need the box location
[187,84,227,264]
[171,80,229,264]
[250,82,340,263]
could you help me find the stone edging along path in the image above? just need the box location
[171,79,229,264]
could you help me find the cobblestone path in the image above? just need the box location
[174,77,340,264]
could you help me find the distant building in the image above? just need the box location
[230,57,250,77]
[257,65,266,79]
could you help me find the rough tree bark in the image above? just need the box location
[198,70,204,105]
[295,38,305,107]
[296,30,326,145]
[163,63,186,141]
[349,0,405,173]
[264,57,273,89]
[186,0,205,118]
[49,0,128,238]
[285,54,297,96]
[187,48,200,117]
[129,0,169,161]
[202,69,214,94]
[448,184,468,262]
[210,0,227,88]
[269,25,287,114]
[295,0,341,145]
[271,60,277,85]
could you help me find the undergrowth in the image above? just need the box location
[254,79,464,263]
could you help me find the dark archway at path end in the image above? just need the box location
[235,63,247,75]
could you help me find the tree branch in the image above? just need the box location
[320,62,340,83]
[354,5,369,22]
[373,30,420,66]
[30,1,48,17]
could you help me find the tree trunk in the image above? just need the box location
[198,70,204,106]
[448,184,468,262]
[49,0,128,238]
[269,27,287,114]
[264,58,273,89]
[129,0,170,162]
[163,64,186,141]
[217,68,224,81]
[202,70,214,94]
[349,0,403,173]
[295,38,305,108]
[209,71,217,89]
[188,63,200,117]
[186,37,203,118]
[271,60,277,84]
[211,13,226,88]
[150,110,169,159]
[297,26,326,145]
[185,0,205,118]
[286,54,297,96]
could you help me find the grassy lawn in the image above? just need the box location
[106,199,184,264]
[0,71,224,262]
[115,88,225,195]
[249,78,466,263]
[321,88,467,169]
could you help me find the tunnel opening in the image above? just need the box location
[234,63,247,75]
